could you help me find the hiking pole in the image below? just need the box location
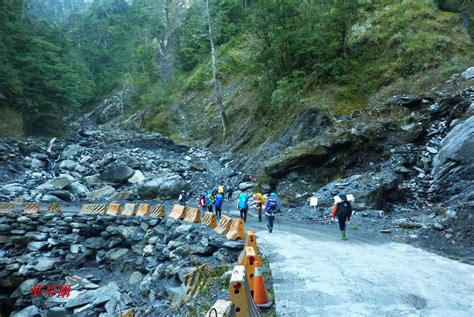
[275,213,281,230]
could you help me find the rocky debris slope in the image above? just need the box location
[0,127,244,204]
[0,211,242,316]
[249,69,473,262]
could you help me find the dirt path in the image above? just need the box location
[234,209,474,317]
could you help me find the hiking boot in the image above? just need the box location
[340,230,347,240]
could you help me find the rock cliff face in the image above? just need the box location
[432,115,474,200]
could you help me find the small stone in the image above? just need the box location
[129,271,143,284]
[143,244,154,255]
[426,146,438,154]
[33,257,59,271]
[83,237,106,250]
[106,248,129,260]
[175,224,192,234]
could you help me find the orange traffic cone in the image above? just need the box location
[253,261,272,309]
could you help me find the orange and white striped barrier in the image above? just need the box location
[202,212,217,228]
[13,198,25,205]
[253,261,272,309]
[106,203,121,216]
[23,202,40,214]
[0,202,16,214]
[229,265,262,317]
[47,203,61,213]
[135,203,150,216]
[226,218,245,240]
[168,204,186,220]
[215,215,233,235]
[121,203,136,216]
[149,204,165,217]
[81,204,106,215]
[184,207,201,223]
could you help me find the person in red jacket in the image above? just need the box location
[331,194,353,240]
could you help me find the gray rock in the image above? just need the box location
[11,279,38,298]
[139,174,190,199]
[106,248,129,260]
[462,67,474,80]
[1,183,25,194]
[191,161,207,171]
[467,102,474,116]
[59,159,77,171]
[446,209,457,220]
[62,144,81,158]
[83,237,106,250]
[65,282,119,309]
[129,271,143,284]
[223,240,245,250]
[84,174,103,185]
[238,181,254,190]
[33,257,59,271]
[175,224,193,234]
[27,241,49,251]
[11,305,39,317]
[433,116,474,195]
[393,219,423,229]
[143,244,154,255]
[25,231,48,241]
[17,216,30,223]
[41,194,63,202]
[37,176,72,190]
[316,171,399,209]
[49,190,74,201]
[70,182,89,196]
[128,170,145,184]
[30,158,45,169]
[100,166,135,184]
[86,186,116,200]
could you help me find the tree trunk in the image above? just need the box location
[206,0,228,136]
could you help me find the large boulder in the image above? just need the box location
[139,174,190,199]
[100,166,135,184]
[62,144,81,158]
[37,176,72,190]
[315,171,400,209]
[432,116,474,196]
[86,186,116,200]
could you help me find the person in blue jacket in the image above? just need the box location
[265,195,278,233]
[215,192,223,219]
[237,191,251,222]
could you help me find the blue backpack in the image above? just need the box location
[215,194,223,208]
[267,199,277,211]
[238,193,249,209]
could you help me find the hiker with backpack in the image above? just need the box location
[227,187,233,202]
[215,192,223,219]
[206,193,214,213]
[45,137,61,177]
[238,191,251,222]
[178,190,187,206]
[217,185,225,195]
[265,195,278,233]
[253,193,266,222]
[198,194,207,215]
[331,194,353,240]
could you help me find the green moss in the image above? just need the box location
[0,106,24,137]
